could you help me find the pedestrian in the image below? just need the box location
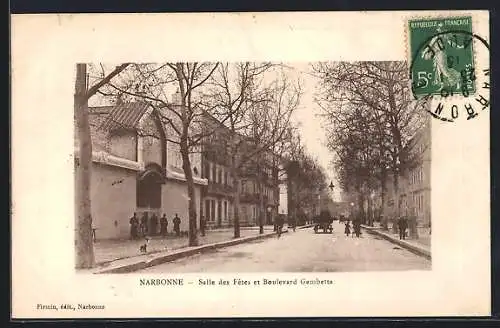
[173,214,181,237]
[129,212,139,239]
[398,216,408,240]
[403,216,408,239]
[276,215,284,238]
[140,212,148,237]
[150,213,158,236]
[353,219,361,238]
[344,220,351,237]
[160,213,168,237]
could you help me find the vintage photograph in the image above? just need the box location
[74,61,431,273]
[13,11,490,318]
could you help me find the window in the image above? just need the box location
[212,164,217,183]
[217,200,222,222]
[204,163,209,179]
[211,200,215,222]
[218,169,222,185]
[224,171,228,185]
[205,199,210,221]
[224,201,227,220]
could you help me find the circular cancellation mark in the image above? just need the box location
[409,30,490,122]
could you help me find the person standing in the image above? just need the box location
[150,213,158,236]
[129,212,139,240]
[403,216,408,240]
[344,220,351,237]
[354,219,361,238]
[276,215,284,238]
[173,214,181,237]
[398,216,408,240]
[160,214,168,237]
[140,212,148,237]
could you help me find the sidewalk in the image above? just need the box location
[361,224,431,260]
[95,225,276,266]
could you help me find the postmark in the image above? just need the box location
[408,16,490,122]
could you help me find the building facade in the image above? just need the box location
[74,99,207,240]
[383,119,431,227]
[199,114,283,228]
[200,115,235,228]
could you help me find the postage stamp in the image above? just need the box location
[409,16,474,97]
[408,15,490,122]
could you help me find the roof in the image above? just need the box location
[96,102,150,131]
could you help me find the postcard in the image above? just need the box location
[11,11,490,318]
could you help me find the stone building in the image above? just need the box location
[74,99,207,240]
[199,113,282,228]
[384,119,431,227]
[200,114,235,228]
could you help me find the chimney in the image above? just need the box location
[171,88,181,105]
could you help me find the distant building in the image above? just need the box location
[384,119,431,227]
[74,98,207,240]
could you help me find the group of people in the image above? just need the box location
[343,218,362,238]
[129,212,182,240]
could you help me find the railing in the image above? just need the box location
[240,193,271,204]
[206,182,234,196]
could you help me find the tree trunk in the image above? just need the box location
[257,165,264,234]
[230,155,241,238]
[380,174,388,230]
[74,64,95,269]
[180,136,199,246]
[392,171,400,234]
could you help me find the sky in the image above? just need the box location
[290,63,339,201]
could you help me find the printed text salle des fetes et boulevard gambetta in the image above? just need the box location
[139,277,335,286]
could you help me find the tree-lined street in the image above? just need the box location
[138,222,430,273]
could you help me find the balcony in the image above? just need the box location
[205,182,234,197]
[240,193,270,204]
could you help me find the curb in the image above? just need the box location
[361,225,431,260]
[95,230,287,274]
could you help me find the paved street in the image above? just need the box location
[138,221,431,272]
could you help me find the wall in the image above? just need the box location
[141,116,162,165]
[161,179,201,233]
[109,132,137,161]
[87,163,137,240]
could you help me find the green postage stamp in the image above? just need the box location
[408,16,475,98]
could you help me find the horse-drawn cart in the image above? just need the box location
[313,210,333,234]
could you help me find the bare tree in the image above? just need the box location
[74,63,129,269]
[313,61,426,230]
[284,130,328,223]
[97,62,219,247]
[206,63,302,237]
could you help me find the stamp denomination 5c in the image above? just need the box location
[408,15,489,122]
